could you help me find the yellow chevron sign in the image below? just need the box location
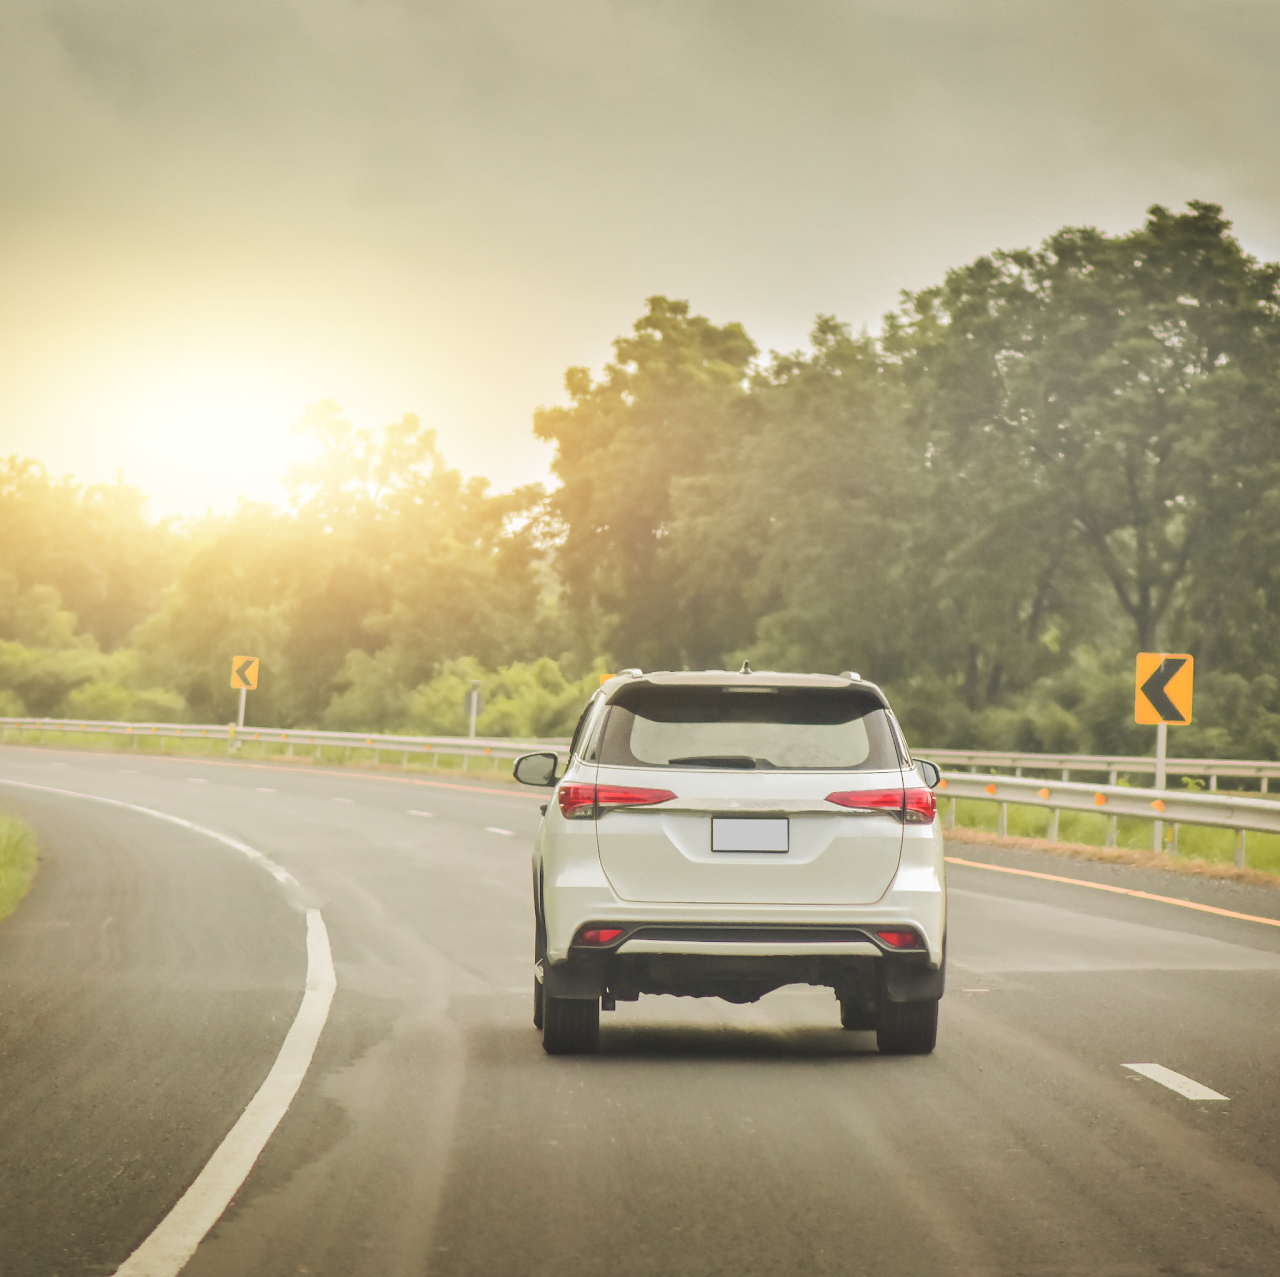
[1135,652,1193,725]
[230,655,260,690]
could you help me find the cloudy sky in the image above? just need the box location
[3,0,1279,516]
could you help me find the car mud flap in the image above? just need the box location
[544,959,607,1000]
[881,954,946,1003]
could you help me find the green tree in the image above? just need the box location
[535,296,757,669]
[889,202,1280,659]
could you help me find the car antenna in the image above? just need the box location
[739,660,752,674]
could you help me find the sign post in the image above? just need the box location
[1135,653,1194,853]
[230,656,260,753]
[467,680,481,738]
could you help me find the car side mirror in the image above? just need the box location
[514,751,559,787]
[915,759,941,789]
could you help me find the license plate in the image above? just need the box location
[711,817,789,853]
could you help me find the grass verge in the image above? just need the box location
[0,810,38,923]
[945,800,1280,886]
[0,727,523,780]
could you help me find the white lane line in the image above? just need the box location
[0,779,336,1272]
[256,787,275,793]
[0,780,299,885]
[1123,1063,1228,1101]
[333,797,353,804]
[120,768,137,774]
[485,826,515,836]
[187,778,207,784]
[408,809,434,817]
[114,910,336,1276]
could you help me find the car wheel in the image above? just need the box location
[542,993,600,1055]
[838,996,877,1031]
[533,976,544,1030]
[876,999,938,1055]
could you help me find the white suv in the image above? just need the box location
[514,669,945,1056]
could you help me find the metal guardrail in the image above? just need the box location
[926,748,1280,789]
[938,771,1278,868]
[2,716,1274,866]
[0,717,568,768]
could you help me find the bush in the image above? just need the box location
[0,810,37,923]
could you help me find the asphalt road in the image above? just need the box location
[2,744,1279,1277]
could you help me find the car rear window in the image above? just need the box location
[595,685,901,771]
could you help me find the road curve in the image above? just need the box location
[2,744,1280,1276]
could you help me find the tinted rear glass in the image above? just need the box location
[596,685,901,771]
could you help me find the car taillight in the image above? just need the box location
[903,787,937,824]
[825,788,905,815]
[576,927,624,946]
[558,783,597,819]
[876,929,921,949]
[557,783,676,820]
[596,784,676,812]
[824,787,938,824]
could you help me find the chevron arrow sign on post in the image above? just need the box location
[1135,653,1193,725]
[1135,652,1193,855]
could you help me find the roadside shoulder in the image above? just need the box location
[945,831,1280,924]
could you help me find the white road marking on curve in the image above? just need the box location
[0,778,334,1274]
[1123,1063,1228,1101]
[187,778,207,784]
[408,809,434,817]
[333,797,353,803]
[256,787,275,792]
[114,911,336,1276]
[485,826,515,836]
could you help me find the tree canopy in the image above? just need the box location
[3,203,1279,756]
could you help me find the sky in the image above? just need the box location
[3,0,1280,518]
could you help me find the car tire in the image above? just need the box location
[876,999,939,1055]
[534,976,544,1030]
[542,993,600,1055]
[838,996,877,1031]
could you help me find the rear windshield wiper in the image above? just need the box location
[667,755,759,769]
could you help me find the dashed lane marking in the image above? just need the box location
[408,810,434,817]
[333,797,353,803]
[187,778,207,784]
[945,856,1280,929]
[1123,1063,1228,1101]
[485,826,515,836]
[256,787,275,792]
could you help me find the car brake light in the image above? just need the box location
[577,927,624,946]
[595,784,677,812]
[825,788,905,815]
[903,787,937,824]
[559,783,676,819]
[824,787,938,824]
[876,930,921,949]
[557,783,597,819]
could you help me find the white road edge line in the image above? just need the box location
[0,779,337,1272]
[484,826,515,835]
[114,910,336,1276]
[1122,1062,1228,1101]
[408,809,434,817]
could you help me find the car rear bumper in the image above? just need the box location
[540,940,945,1006]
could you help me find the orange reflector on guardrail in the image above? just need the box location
[1095,793,1107,806]
[1151,799,1165,812]
[937,778,948,789]
[985,783,997,795]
